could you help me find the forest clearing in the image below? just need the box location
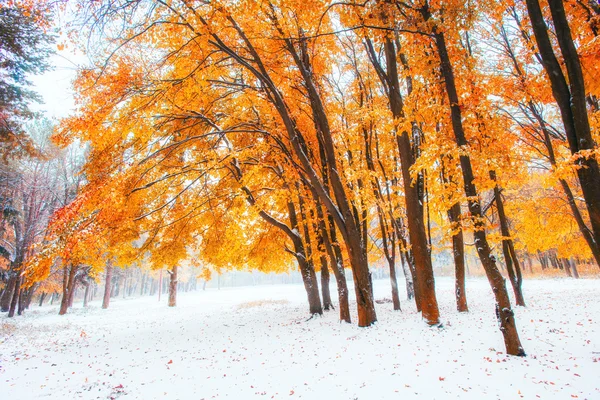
[2,277,599,400]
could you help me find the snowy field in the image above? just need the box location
[1,277,598,400]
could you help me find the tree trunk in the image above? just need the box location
[68,281,76,308]
[427,10,525,355]
[396,220,421,311]
[292,197,323,316]
[38,292,47,307]
[102,261,112,309]
[387,257,401,311]
[561,258,573,277]
[319,256,333,311]
[280,35,375,326]
[549,252,561,269]
[8,273,21,317]
[168,266,177,307]
[83,282,90,308]
[323,223,351,322]
[537,250,548,270]
[399,248,415,300]
[23,283,37,311]
[17,288,26,316]
[490,171,525,306]
[59,265,78,315]
[569,258,580,278]
[298,258,322,315]
[448,202,468,312]
[317,201,351,323]
[1,274,16,312]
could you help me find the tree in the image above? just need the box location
[0,3,54,159]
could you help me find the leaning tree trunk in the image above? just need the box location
[316,192,351,322]
[526,0,600,248]
[427,12,525,355]
[168,265,178,307]
[321,211,351,322]
[526,86,600,268]
[293,196,324,316]
[102,260,113,309]
[490,171,525,307]
[282,36,376,326]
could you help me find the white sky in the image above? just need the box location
[30,48,81,120]
[29,2,89,121]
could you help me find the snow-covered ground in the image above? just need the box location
[1,277,598,399]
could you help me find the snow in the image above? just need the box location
[1,277,599,399]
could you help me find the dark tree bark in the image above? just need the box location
[319,255,333,311]
[59,264,78,315]
[561,258,573,277]
[537,250,548,269]
[490,171,525,307]
[1,274,16,312]
[317,201,351,323]
[7,273,21,317]
[289,199,323,316]
[423,3,525,355]
[22,282,37,311]
[448,202,468,312]
[441,158,468,312]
